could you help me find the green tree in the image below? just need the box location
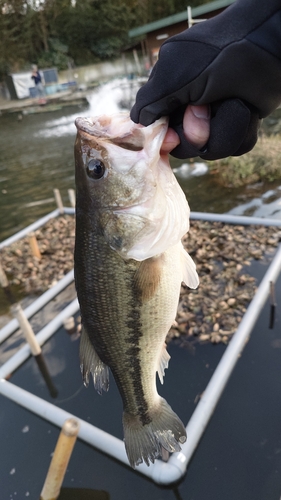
[0,0,221,78]
[128,0,213,26]
[51,0,134,65]
[0,0,31,75]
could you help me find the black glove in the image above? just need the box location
[130,0,281,160]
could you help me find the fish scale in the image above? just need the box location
[75,214,147,410]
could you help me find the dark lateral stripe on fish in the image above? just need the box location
[123,287,152,427]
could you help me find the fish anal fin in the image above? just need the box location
[79,326,109,394]
[123,397,186,468]
[134,256,163,301]
[157,343,170,384]
[181,245,199,289]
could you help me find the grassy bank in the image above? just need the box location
[209,134,281,187]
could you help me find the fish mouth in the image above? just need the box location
[75,114,168,152]
[75,117,111,138]
[75,115,144,142]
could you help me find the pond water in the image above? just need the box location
[1,78,281,243]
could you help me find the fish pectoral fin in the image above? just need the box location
[79,326,109,394]
[157,343,170,384]
[123,397,186,469]
[134,256,163,301]
[181,245,199,289]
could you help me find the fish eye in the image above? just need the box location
[86,159,106,180]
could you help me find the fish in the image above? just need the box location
[74,113,199,468]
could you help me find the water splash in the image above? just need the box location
[34,78,140,138]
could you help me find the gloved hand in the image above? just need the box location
[130,0,281,160]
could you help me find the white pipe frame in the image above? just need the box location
[0,269,74,344]
[0,298,79,380]
[0,207,74,249]
[1,209,281,485]
[1,208,279,251]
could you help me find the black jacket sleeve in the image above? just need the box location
[130,0,281,160]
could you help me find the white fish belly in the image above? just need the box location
[138,242,183,405]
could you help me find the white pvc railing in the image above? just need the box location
[0,207,75,250]
[0,269,74,344]
[190,211,281,227]
[0,298,79,379]
[1,209,281,484]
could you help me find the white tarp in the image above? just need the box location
[10,72,37,99]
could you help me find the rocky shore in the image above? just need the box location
[0,215,280,344]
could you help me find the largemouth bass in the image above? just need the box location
[74,113,199,468]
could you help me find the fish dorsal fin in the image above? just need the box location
[181,245,199,289]
[134,256,164,301]
[80,326,109,394]
[157,344,171,384]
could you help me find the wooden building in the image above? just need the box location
[129,0,235,67]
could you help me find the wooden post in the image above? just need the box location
[269,280,276,329]
[63,316,76,335]
[40,418,80,500]
[68,189,75,208]
[133,49,141,76]
[11,304,41,356]
[0,261,9,288]
[11,303,57,396]
[0,260,16,304]
[29,232,41,259]
[54,189,64,215]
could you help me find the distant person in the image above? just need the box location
[31,65,46,103]
[130,0,281,160]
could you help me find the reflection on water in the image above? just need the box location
[35,352,58,398]
[172,161,208,178]
[1,78,281,242]
[58,487,110,499]
[228,185,281,219]
[172,156,281,220]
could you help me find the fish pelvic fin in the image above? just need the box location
[123,397,186,468]
[157,343,170,384]
[181,244,199,289]
[79,326,109,394]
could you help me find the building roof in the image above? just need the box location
[129,0,235,37]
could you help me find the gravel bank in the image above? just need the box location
[1,215,280,344]
[169,221,281,344]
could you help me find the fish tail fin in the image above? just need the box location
[79,326,109,394]
[123,397,186,468]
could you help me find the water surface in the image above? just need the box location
[1,79,281,242]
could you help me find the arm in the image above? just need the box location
[131,0,281,160]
